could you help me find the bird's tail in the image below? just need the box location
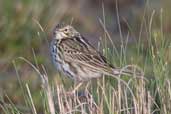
[105,65,143,77]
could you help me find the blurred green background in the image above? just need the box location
[0,0,171,113]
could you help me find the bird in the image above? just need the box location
[50,24,138,93]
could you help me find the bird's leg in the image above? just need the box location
[72,82,83,94]
[66,82,83,96]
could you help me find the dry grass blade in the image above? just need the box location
[26,84,37,114]
[32,18,45,32]
[15,57,55,114]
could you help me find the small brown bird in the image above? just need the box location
[50,24,135,92]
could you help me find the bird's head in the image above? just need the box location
[53,24,80,40]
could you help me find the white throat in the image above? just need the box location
[55,32,67,39]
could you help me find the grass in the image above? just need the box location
[0,0,171,114]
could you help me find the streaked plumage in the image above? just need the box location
[50,24,131,82]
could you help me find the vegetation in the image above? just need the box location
[0,0,171,114]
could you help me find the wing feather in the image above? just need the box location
[60,36,114,73]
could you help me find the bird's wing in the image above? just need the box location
[60,36,114,73]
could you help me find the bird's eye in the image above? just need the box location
[64,29,68,32]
